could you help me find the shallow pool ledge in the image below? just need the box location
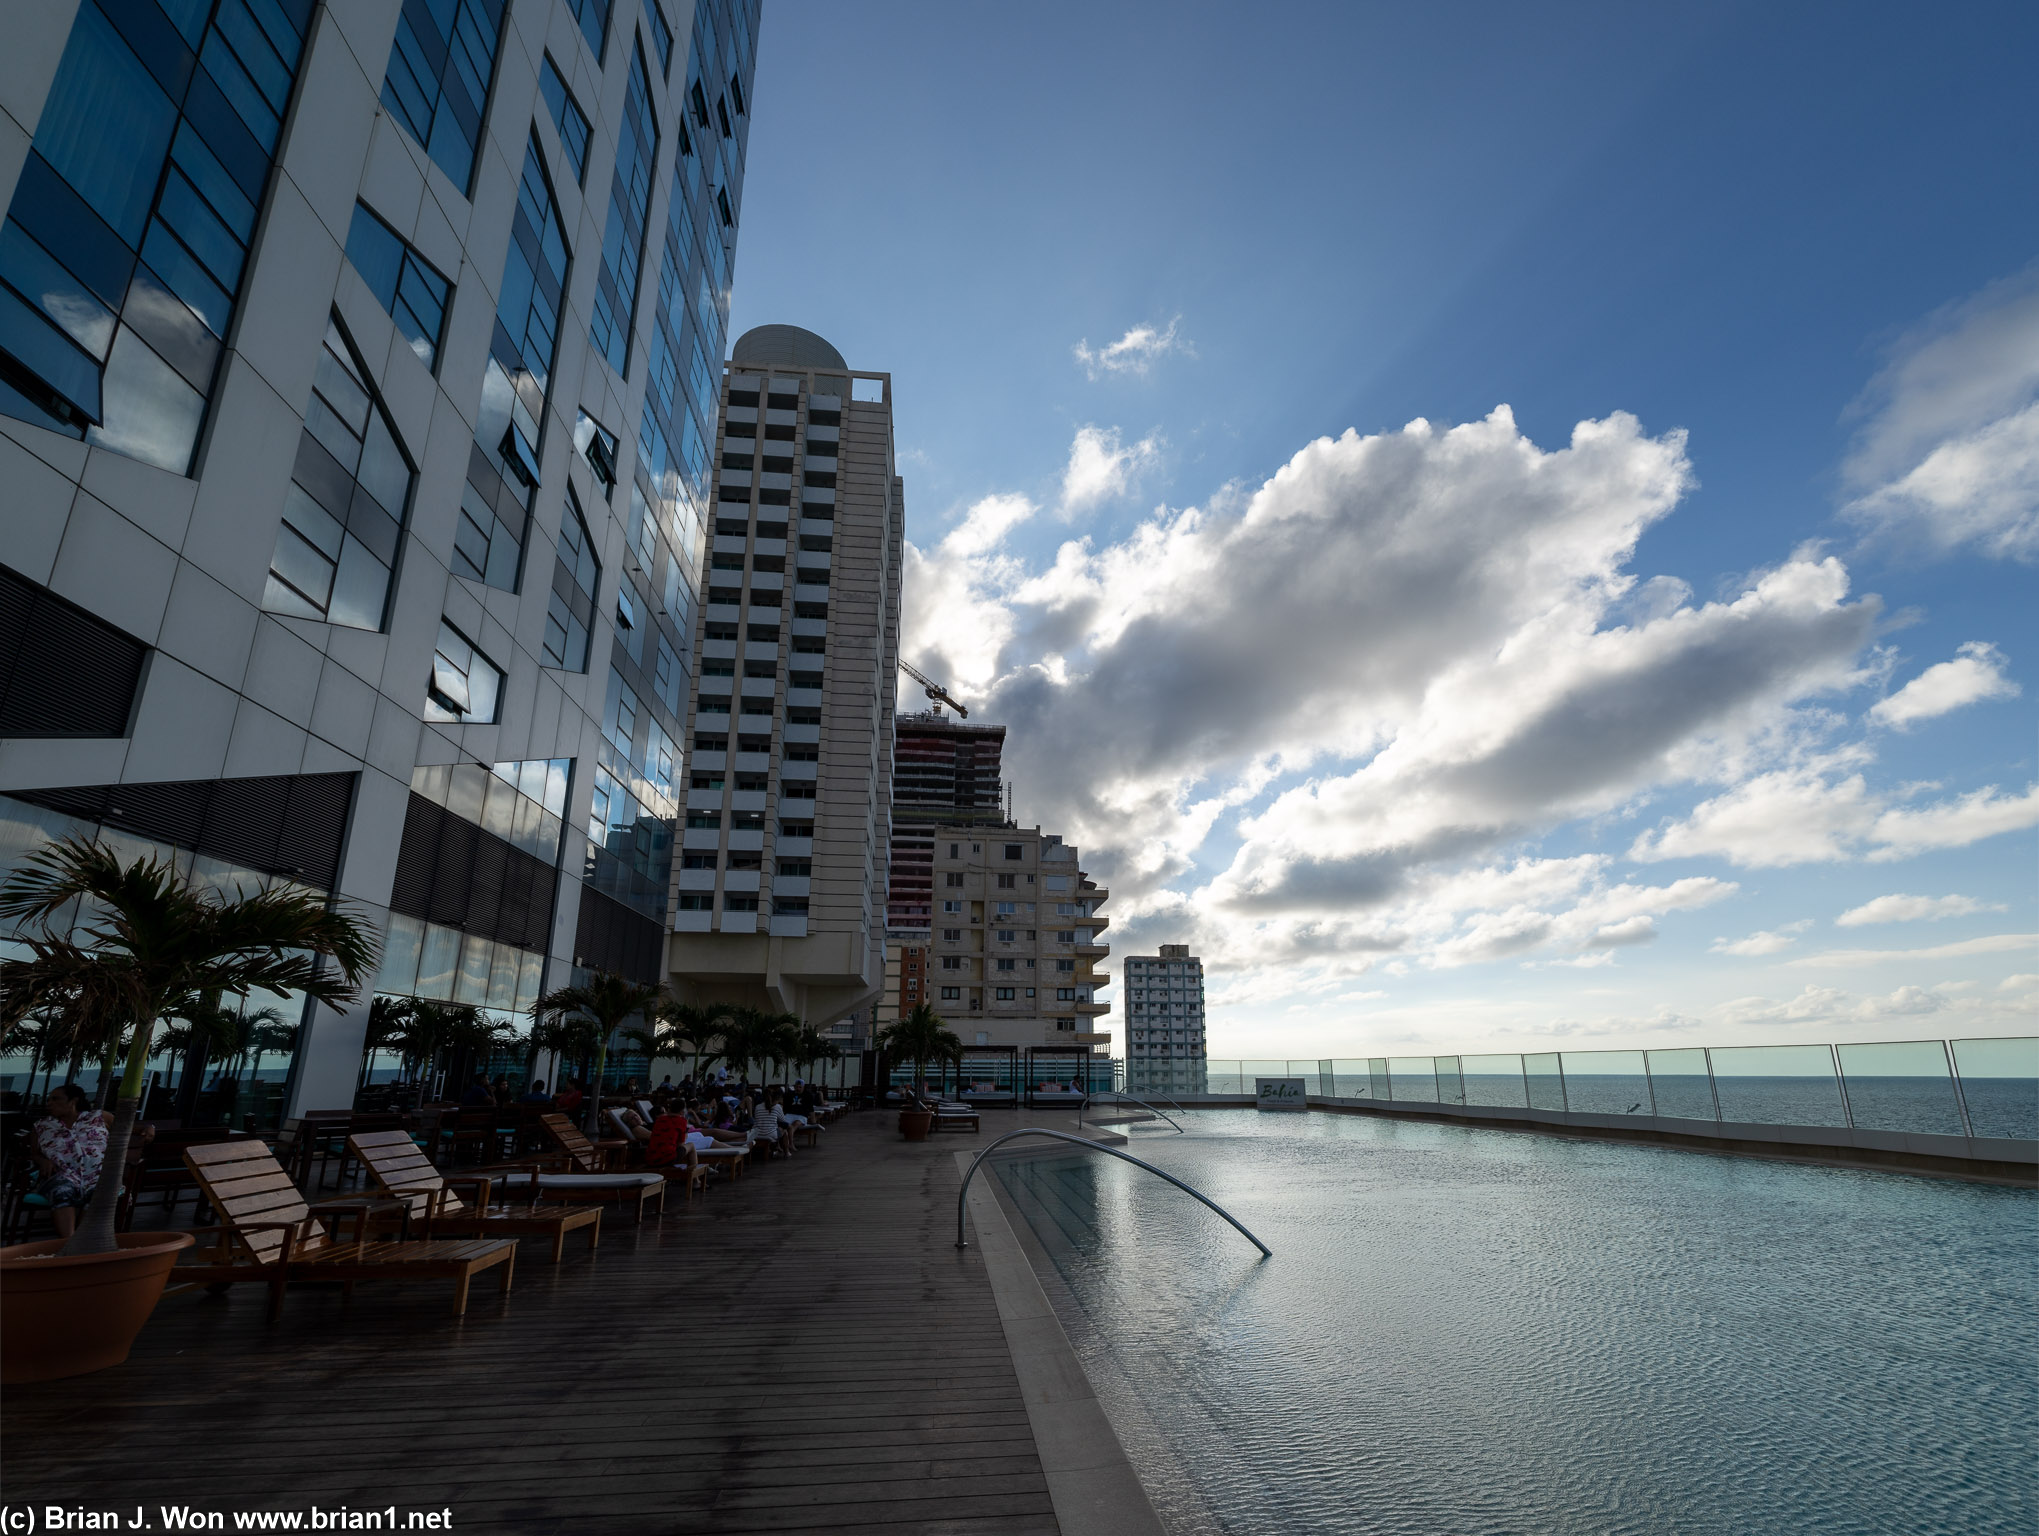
[1300,1095,2039,1184]
[954,1149,1170,1536]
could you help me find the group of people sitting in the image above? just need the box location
[610,1079,836,1169]
[457,1073,586,1114]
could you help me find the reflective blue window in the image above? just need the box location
[565,0,610,61]
[379,0,506,196]
[537,56,591,186]
[461,136,572,594]
[344,203,453,371]
[261,315,415,630]
[0,0,309,472]
[589,42,659,376]
[643,0,673,75]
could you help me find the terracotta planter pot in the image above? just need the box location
[1,1230,196,1385]
[898,1110,935,1142]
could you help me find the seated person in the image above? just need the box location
[749,1089,795,1156]
[612,1106,653,1145]
[30,1084,108,1241]
[553,1079,585,1115]
[459,1073,494,1107]
[687,1102,747,1147]
[782,1085,822,1134]
[518,1078,553,1104]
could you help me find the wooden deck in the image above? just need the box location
[2,1113,1062,1535]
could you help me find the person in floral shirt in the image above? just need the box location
[32,1084,108,1239]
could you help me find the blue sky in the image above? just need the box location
[729,1,2039,1056]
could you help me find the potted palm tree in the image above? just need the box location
[532,973,664,1135]
[0,837,376,1383]
[877,1004,963,1141]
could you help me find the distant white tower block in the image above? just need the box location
[1124,944,1208,1096]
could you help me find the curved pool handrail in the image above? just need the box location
[1087,1090,1184,1132]
[955,1128,1272,1258]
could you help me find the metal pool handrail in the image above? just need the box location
[955,1128,1272,1258]
[1084,1090,1184,1132]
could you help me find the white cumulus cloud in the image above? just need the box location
[1870,641,2020,728]
[1711,920,1813,957]
[901,405,1877,976]
[1072,317,1189,379]
[1059,425,1162,517]
[1835,893,2001,927]
[1842,267,2039,562]
[1629,765,2039,867]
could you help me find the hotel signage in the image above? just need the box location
[1255,1077,1307,1111]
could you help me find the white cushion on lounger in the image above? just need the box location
[493,1172,665,1192]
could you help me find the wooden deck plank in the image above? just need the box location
[1,1113,1064,1533]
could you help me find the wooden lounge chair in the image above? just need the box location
[456,1114,667,1223]
[347,1129,603,1262]
[177,1140,516,1319]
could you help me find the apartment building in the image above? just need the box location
[665,324,903,1027]
[1124,944,1207,1095]
[911,828,1111,1051]
[0,0,759,1116]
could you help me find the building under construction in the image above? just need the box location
[879,708,1111,1067]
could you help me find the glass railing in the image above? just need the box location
[1120,1037,2037,1142]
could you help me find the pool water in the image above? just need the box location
[995,1111,2037,1536]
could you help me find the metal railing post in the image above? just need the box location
[1943,1038,1976,1141]
[1831,1043,1855,1129]
[1703,1048,1722,1121]
[956,1128,1271,1257]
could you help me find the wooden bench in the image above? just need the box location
[178,1140,516,1319]
[348,1130,603,1262]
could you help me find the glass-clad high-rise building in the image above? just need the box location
[0,0,761,1121]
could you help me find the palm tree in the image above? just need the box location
[658,999,732,1083]
[363,996,500,1105]
[759,1010,803,1084]
[795,1023,843,1087]
[876,1003,963,1100]
[0,837,376,1256]
[531,973,664,1133]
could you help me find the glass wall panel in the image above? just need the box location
[1203,1060,1244,1095]
[1950,1037,2039,1140]
[1645,1048,1715,1120]
[1435,1054,1464,1105]
[1524,1051,1566,1111]
[1461,1054,1526,1108]
[1389,1056,1439,1104]
[1709,1044,1846,1128]
[1560,1050,1652,1116]
[1241,1060,1288,1096]
[1368,1057,1390,1100]
[1328,1059,1370,1097]
[1286,1060,1321,1095]
[1836,1040,1967,1136]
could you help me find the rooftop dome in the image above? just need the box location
[730,324,846,371]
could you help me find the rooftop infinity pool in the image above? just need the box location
[994,1111,2036,1536]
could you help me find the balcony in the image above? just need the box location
[1072,1031,1111,1046]
[1075,941,1109,957]
[1076,1000,1110,1015]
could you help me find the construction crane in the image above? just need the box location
[899,658,969,718]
